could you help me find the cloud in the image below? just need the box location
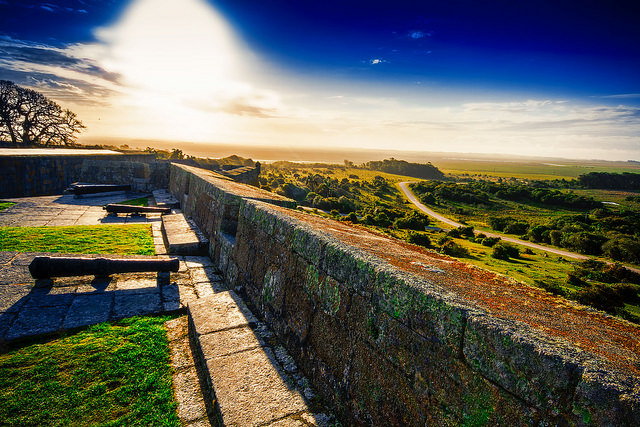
[221,99,278,118]
[0,36,119,82]
[594,93,640,99]
[369,58,386,65]
[409,30,432,39]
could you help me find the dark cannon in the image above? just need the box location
[66,183,132,195]
[29,256,179,279]
[104,204,171,215]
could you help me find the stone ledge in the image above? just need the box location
[188,291,331,426]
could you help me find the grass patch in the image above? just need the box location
[117,197,149,207]
[0,202,15,212]
[0,316,179,426]
[0,225,155,255]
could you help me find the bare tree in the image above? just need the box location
[0,80,85,146]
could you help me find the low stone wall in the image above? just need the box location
[0,153,169,198]
[170,163,640,426]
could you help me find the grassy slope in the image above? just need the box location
[0,202,15,212]
[0,316,179,426]
[0,224,155,255]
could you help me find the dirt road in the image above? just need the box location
[398,181,590,260]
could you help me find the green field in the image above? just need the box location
[430,158,640,180]
[0,224,155,255]
[0,316,179,426]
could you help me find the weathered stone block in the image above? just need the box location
[198,325,263,360]
[188,291,257,336]
[571,366,640,425]
[463,314,585,414]
[204,347,307,426]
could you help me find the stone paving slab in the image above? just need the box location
[189,291,257,336]
[165,316,213,427]
[6,305,68,340]
[113,292,162,319]
[204,347,308,426]
[0,284,32,312]
[62,293,113,329]
[153,189,180,208]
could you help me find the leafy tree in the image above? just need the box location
[0,80,84,146]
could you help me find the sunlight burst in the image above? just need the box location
[92,0,267,141]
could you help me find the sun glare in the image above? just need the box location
[92,0,256,141]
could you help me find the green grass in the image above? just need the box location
[0,202,15,212]
[117,197,149,207]
[0,225,155,255]
[0,316,179,426]
[432,159,640,180]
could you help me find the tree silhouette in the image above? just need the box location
[0,80,85,146]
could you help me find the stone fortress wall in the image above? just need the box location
[1,154,637,425]
[169,163,640,426]
[0,153,169,198]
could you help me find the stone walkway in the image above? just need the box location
[0,192,163,227]
[0,252,222,343]
[0,193,332,426]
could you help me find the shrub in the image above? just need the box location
[491,242,520,260]
[441,241,470,258]
[602,237,640,264]
[481,237,501,247]
[535,279,566,296]
[504,222,529,235]
[575,283,640,313]
[394,211,431,231]
[345,212,359,223]
[407,232,431,248]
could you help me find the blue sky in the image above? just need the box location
[1,0,639,160]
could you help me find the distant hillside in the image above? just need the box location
[363,158,445,180]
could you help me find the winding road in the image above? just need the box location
[398,181,591,260]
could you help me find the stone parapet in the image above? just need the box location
[170,162,640,426]
[0,153,168,197]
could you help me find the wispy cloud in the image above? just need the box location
[593,93,640,99]
[409,30,431,39]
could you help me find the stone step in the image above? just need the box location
[152,189,180,208]
[188,291,332,426]
[161,213,208,256]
